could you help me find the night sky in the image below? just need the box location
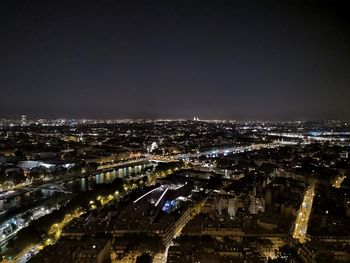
[1,0,350,120]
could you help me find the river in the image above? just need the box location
[0,161,157,250]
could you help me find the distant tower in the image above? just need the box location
[21,115,27,126]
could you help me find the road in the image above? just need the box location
[293,184,315,243]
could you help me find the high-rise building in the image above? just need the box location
[21,115,27,126]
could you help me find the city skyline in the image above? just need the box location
[0,119,349,262]
[2,1,350,262]
[3,115,350,123]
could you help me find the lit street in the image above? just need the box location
[293,184,315,243]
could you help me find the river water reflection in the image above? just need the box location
[75,162,155,192]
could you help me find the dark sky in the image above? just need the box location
[1,0,350,120]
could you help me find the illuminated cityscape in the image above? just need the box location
[1,0,350,262]
[0,119,348,262]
